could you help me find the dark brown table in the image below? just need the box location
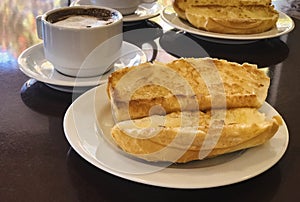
[1,0,300,201]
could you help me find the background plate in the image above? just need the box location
[161,6,295,43]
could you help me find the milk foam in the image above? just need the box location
[53,15,114,28]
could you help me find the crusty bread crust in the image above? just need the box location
[111,109,282,163]
[172,0,187,19]
[107,58,270,122]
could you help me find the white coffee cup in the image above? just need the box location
[91,0,157,15]
[36,6,123,77]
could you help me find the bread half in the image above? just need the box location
[174,0,271,10]
[107,58,270,122]
[111,108,282,163]
[185,5,279,34]
[172,0,278,34]
[173,0,272,20]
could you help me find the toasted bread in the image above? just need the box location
[173,0,272,19]
[107,58,270,122]
[186,5,279,34]
[174,0,271,9]
[173,0,272,17]
[111,108,282,163]
[172,0,278,34]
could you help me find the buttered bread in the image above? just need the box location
[172,0,279,34]
[111,108,282,163]
[107,57,270,122]
[107,57,282,163]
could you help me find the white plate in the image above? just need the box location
[18,42,147,90]
[63,84,289,189]
[70,0,162,22]
[161,5,295,43]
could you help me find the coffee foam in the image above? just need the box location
[53,15,114,28]
[46,8,120,28]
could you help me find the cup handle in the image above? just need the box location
[36,15,43,39]
[141,41,158,62]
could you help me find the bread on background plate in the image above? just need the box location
[185,5,279,34]
[172,0,279,34]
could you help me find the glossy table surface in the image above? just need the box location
[1,0,300,201]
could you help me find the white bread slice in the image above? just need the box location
[185,5,279,34]
[107,58,270,122]
[111,108,282,163]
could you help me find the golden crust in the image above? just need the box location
[111,109,282,163]
[172,1,187,20]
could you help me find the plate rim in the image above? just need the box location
[161,5,295,41]
[63,84,289,189]
[123,2,163,22]
[18,42,147,87]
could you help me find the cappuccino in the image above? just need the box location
[46,7,119,29]
[53,15,115,28]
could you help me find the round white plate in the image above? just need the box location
[18,42,147,89]
[63,84,289,189]
[161,5,295,43]
[70,0,162,22]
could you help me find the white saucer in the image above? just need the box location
[70,0,162,22]
[161,5,295,44]
[18,42,147,92]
